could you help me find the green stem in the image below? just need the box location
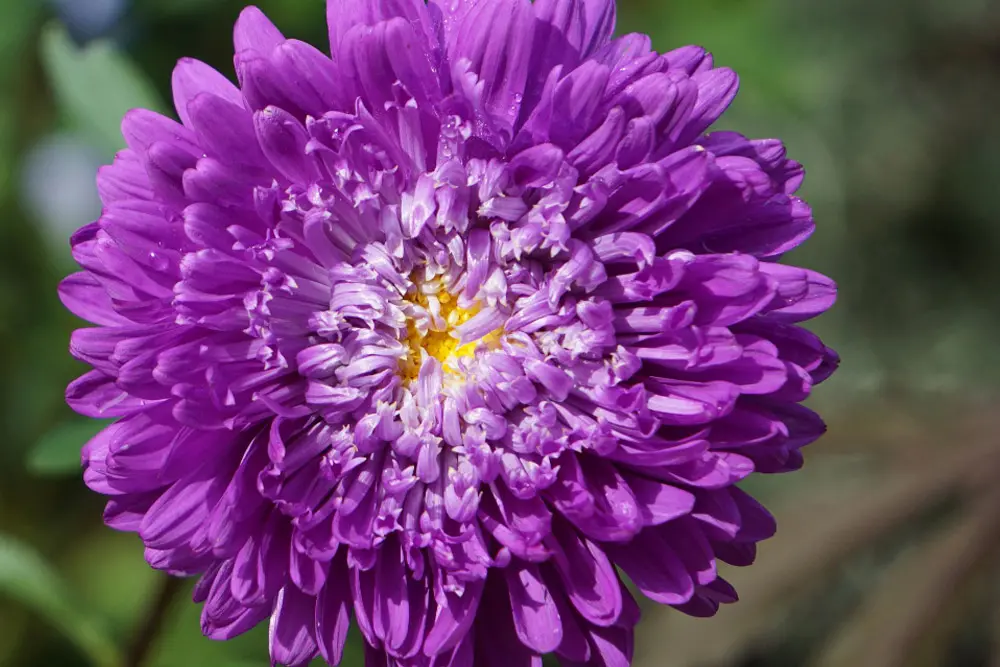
[125,575,183,667]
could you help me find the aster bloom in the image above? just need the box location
[61,1,838,665]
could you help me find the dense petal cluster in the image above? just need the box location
[61,1,838,665]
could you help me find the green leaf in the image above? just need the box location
[27,419,112,476]
[40,22,166,154]
[0,534,123,667]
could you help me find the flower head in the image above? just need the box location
[62,1,838,665]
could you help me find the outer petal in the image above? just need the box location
[327,0,436,57]
[60,273,131,326]
[172,58,244,128]
[607,530,694,605]
[534,0,616,61]
[269,586,319,666]
[506,564,563,653]
[234,6,284,56]
[443,0,535,141]
[525,0,616,113]
[675,68,740,145]
[316,556,352,665]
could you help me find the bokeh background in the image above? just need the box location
[1,0,998,665]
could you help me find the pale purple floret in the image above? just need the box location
[61,1,838,665]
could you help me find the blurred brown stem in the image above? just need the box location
[125,574,183,667]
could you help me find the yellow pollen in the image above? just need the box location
[399,278,501,382]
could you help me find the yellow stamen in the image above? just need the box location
[399,276,501,382]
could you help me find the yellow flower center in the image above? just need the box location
[399,279,501,382]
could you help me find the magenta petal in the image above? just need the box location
[550,588,592,663]
[587,625,633,667]
[506,564,563,653]
[730,486,777,542]
[449,0,535,139]
[172,58,243,128]
[186,93,264,167]
[658,517,717,587]
[532,0,616,64]
[424,577,484,656]
[677,68,740,145]
[316,555,352,666]
[609,531,695,605]
[620,471,695,526]
[474,576,544,667]
[547,518,623,627]
[202,560,271,640]
[97,151,153,204]
[59,273,130,326]
[269,585,319,666]
[234,6,285,56]
[121,108,199,155]
[138,451,235,550]
[327,0,433,57]
[67,370,149,419]
[373,540,411,654]
[760,264,838,322]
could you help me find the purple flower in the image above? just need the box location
[61,2,838,665]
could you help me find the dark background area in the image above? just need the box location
[1,0,999,665]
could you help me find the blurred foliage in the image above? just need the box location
[41,24,165,156]
[0,0,997,666]
[26,418,112,477]
[0,534,121,667]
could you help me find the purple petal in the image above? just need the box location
[424,577,484,656]
[547,518,622,627]
[316,555,352,665]
[60,273,130,326]
[327,0,434,57]
[269,585,319,667]
[448,0,535,140]
[677,68,739,145]
[608,530,694,605]
[620,471,695,526]
[234,6,284,56]
[172,58,243,128]
[506,564,563,653]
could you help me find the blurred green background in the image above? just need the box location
[1,0,999,665]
